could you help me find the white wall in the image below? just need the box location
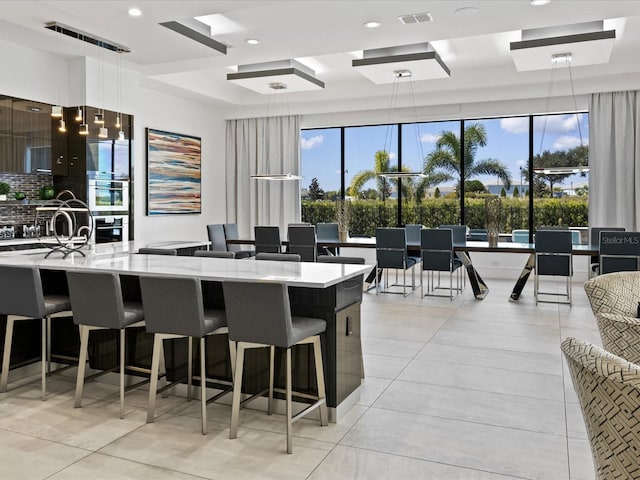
[0,39,229,243]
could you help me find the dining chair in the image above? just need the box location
[254,226,282,254]
[404,224,423,247]
[223,223,255,259]
[222,280,328,454]
[375,227,419,296]
[287,225,317,262]
[0,265,72,400]
[534,229,573,305]
[139,275,233,434]
[316,222,340,256]
[511,229,530,243]
[598,231,640,275]
[438,225,467,244]
[206,224,229,252]
[589,227,625,277]
[468,229,488,241]
[420,228,463,300]
[562,337,640,480]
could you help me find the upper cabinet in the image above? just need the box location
[0,97,53,174]
[0,97,133,177]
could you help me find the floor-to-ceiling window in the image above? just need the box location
[532,113,589,238]
[300,110,588,240]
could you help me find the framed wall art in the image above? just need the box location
[146,128,201,215]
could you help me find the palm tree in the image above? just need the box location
[349,150,412,201]
[423,123,512,193]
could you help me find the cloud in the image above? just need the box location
[552,135,588,150]
[388,152,397,160]
[420,133,441,143]
[301,135,323,150]
[500,117,528,134]
[535,113,586,134]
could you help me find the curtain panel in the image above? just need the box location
[589,91,640,231]
[226,115,301,238]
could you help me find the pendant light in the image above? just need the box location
[75,107,83,122]
[251,82,301,181]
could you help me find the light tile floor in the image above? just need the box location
[0,275,597,479]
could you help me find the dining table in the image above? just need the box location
[227,237,599,301]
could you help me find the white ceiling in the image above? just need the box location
[1,0,640,114]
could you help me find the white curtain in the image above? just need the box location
[589,91,640,230]
[225,115,301,238]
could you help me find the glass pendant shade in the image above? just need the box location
[98,127,108,138]
[75,107,83,122]
[51,105,63,118]
[58,119,66,132]
[79,123,89,135]
[94,112,104,125]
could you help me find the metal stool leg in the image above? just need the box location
[146,334,163,423]
[119,329,125,419]
[74,325,91,408]
[229,343,245,439]
[285,347,293,454]
[200,337,207,435]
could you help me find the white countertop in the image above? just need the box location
[0,241,371,288]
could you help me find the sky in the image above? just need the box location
[300,113,589,195]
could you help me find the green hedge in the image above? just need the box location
[301,198,588,236]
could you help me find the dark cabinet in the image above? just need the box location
[0,97,52,173]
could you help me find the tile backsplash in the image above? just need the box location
[0,172,54,227]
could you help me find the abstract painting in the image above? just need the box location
[146,128,201,215]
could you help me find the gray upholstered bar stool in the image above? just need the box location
[66,271,147,419]
[222,280,328,454]
[255,253,301,262]
[316,256,365,264]
[194,250,236,259]
[138,248,178,255]
[139,275,234,435]
[0,265,72,400]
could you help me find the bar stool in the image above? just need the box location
[138,248,178,255]
[255,253,301,262]
[222,280,328,454]
[66,271,148,419]
[194,250,236,259]
[139,275,234,434]
[0,265,72,400]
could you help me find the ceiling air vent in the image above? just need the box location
[398,12,433,25]
[45,22,130,53]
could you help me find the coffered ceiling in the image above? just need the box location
[1,1,639,114]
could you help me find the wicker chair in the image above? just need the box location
[584,271,640,364]
[561,337,640,480]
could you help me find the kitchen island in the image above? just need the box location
[0,242,370,421]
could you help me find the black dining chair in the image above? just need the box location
[599,231,640,275]
[223,223,255,259]
[316,223,340,256]
[534,229,573,305]
[254,226,282,254]
[375,227,419,296]
[589,227,625,277]
[420,228,463,300]
[468,229,488,241]
[287,225,316,262]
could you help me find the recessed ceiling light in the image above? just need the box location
[246,38,259,45]
[454,7,479,16]
[363,20,382,29]
[128,7,142,17]
[530,0,551,5]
